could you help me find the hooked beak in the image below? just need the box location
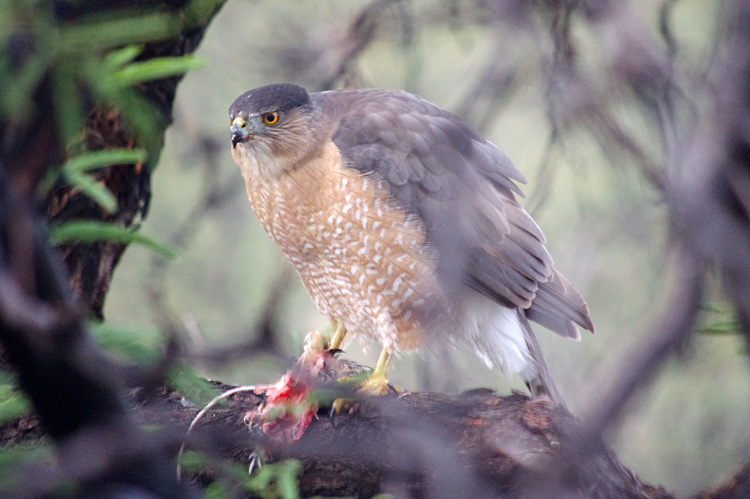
[231,117,252,147]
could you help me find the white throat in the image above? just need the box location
[232,142,287,181]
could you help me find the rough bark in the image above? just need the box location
[42,0,222,318]
[1,381,675,498]
[0,2,224,497]
[6,379,750,498]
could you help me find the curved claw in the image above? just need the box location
[328,344,399,417]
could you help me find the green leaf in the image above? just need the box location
[245,460,302,499]
[88,322,165,364]
[0,51,51,122]
[112,55,204,88]
[63,170,118,213]
[63,148,147,173]
[167,363,221,407]
[104,45,144,69]
[52,59,85,147]
[0,442,51,469]
[0,442,54,491]
[49,220,178,259]
[178,450,211,471]
[696,320,741,335]
[59,13,180,53]
[275,460,302,499]
[0,385,31,426]
[697,302,741,336]
[58,148,147,212]
[701,302,735,314]
[204,482,229,499]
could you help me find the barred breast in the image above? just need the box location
[243,141,440,351]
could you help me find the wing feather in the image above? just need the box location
[313,89,593,337]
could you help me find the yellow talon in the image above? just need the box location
[358,345,397,395]
[331,345,399,414]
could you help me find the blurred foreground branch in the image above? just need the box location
[2,378,675,498]
[184,388,674,499]
[0,1,224,496]
[7,374,750,498]
[0,163,186,497]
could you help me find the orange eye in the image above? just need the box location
[262,112,279,125]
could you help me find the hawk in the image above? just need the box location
[229,84,593,405]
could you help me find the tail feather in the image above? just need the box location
[518,311,567,409]
[526,269,594,339]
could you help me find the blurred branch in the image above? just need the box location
[533,245,704,496]
[248,266,294,356]
[578,246,703,435]
[452,31,519,135]
[670,0,750,350]
[0,1,225,496]
[518,0,750,495]
[539,1,671,192]
[316,0,400,90]
[274,0,403,91]
[176,267,294,371]
[169,383,672,498]
[700,463,750,499]
[0,164,186,497]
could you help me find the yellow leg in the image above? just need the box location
[331,344,398,414]
[372,344,392,380]
[329,320,347,350]
[357,344,396,395]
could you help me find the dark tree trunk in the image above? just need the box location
[0,1,224,497]
[43,1,220,318]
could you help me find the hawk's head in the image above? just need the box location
[229,84,316,178]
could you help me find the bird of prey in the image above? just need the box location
[229,84,593,405]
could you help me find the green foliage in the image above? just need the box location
[697,302,742,337]
[45,148,176,257]
[0,0,209,257]
[0,385,31,427]
[179,451,303,499]
[42,148,147,213]
[166,361,221,407]
[89,321,220,405]
[0,1,202,142]
[62,148,148,174]
[49,220,178,258]
[88,321,165,365]
[62,170,119,213]
[87,45,204,152]
[58,13,183,53]
[109,49,203,89]
[0,442,55,492]
[0,372,31,426]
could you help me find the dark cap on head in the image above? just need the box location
[229,84,310,118]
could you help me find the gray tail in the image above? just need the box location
[519,311,567,409]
